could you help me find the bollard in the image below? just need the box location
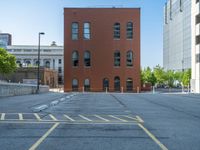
[121,87,123,93]
[137,86,139,93]
[82,86,85,93]
[106,87,108,94]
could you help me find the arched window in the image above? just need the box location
[114,76,120,92]
[126,78,133,92]
[84,51,91,67]
[114,51,120,67]
[114,23,120,39]
[103,78,109,91]
[127,22,133,39]
[16,60,22,67]
[45,61,50,68]
[72,22,79,40]
[84,79,90,91]
[72,51,79,67]
[127,51,133,67]
[72,79,78,91]
[83,22,91,40]
[25,60,31,66]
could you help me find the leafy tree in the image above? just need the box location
[153,65,166,85]
[182,69,191,87]
[0,48,17,74]
[141,67,157,86]
[165,70,176,88]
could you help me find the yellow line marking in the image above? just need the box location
[94,115,110,122]
[138,123,168,150]
[18,113,23,120]
[0,113,5,120]
[123,115,138,121]
[29,123,59,150]
[34,113,42,121]
[0,121,137,125]
[49,114,58,121]
[79,115,92,122]
[136,116,144,123]
[108,115,128,122]
[63,115,75,121]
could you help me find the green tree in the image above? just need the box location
[0,48,17,74]
[153,65,166,85]
[141,67,157,86]
[182,69,191,87]
[165,70,176,88]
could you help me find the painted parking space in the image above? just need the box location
[0,113,142,124]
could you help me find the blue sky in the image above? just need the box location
[0,0,166,68]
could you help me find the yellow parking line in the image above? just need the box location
[108,115,128,122]
[123,115,138,121]
[63,115,75,121]
[138,123,168,150]
[34,113,42,121]
[79,115,92,122]
[49,114,58,121]
[18,113,23,120]
[94,115,110,122]
[0,113,5,120]
[29,123,59,150]
[136,116,144,123]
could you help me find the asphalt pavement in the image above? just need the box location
[0,92,200,150]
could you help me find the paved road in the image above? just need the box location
[0,92,200,150]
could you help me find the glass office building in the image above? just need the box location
[163,0,191,71]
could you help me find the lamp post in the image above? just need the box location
[36,32,45,93]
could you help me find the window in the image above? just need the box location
[45,61,50,68]
[84,51,91,67]
[127,22,133,39]
[114,51,120,67]
[83,22,91,40]
[196,35,200,45]
[196,14,200,25]
[196,53,200,63]
[126,78,133,92]
[127,51,133,67]
[114,23,120,39]
[72,79,78,91]
[58,67,62,73]
[59,59,62,64]
[72,51,79,67]
[180,0,183,12]
[114,76,120,92]
[72,22,79,40]
[103,78,109,91]
[84,79,90,91]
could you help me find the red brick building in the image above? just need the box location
[64,8,140,92]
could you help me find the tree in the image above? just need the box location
[165,70,176,88]
[0,48,17,74]
[141,67,157,86]
[182,69,191,87]
[153,65,165,85]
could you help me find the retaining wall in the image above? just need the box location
[0,82,49,97]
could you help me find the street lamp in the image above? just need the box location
[36,32,45,93]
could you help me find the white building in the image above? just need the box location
[191,0,200,93]
[6,44,64,84]
[163,0,191,71]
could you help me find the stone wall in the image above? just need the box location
[0,82,49,97]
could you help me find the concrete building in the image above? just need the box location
[6,43,64,84]
[0,33,12,47]
[64,8,141,92]
[163,0,191,71]
[191,0,200,93]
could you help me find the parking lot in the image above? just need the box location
[0,92,200,150]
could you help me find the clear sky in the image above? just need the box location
[0,0,166,68]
